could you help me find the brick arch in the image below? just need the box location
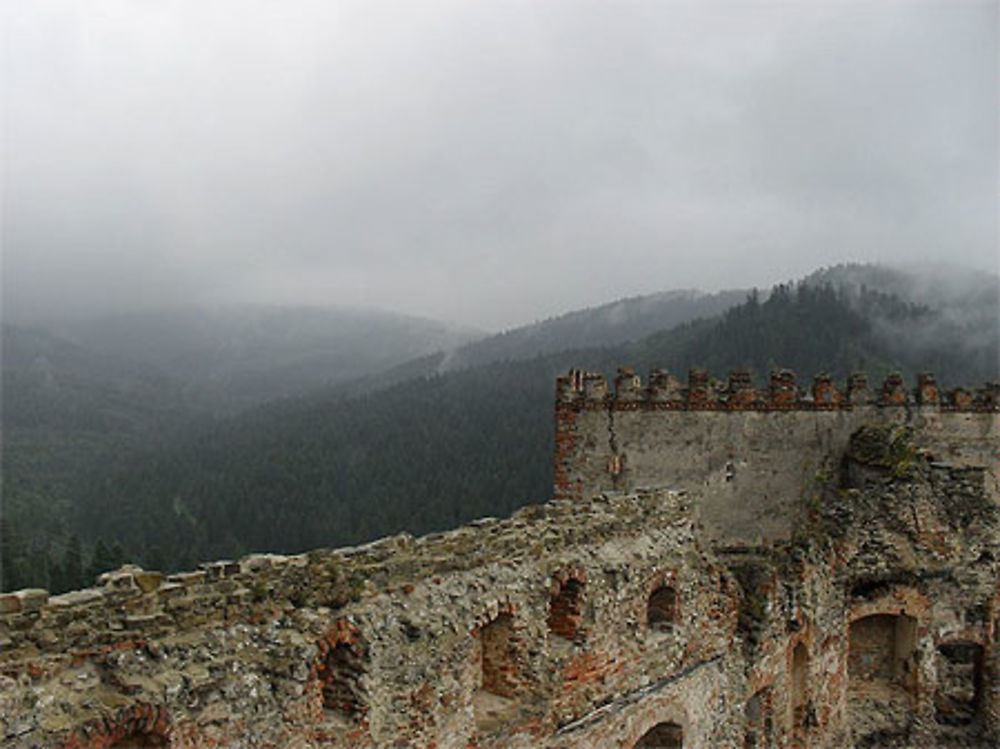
[472,604,524,698]
[745,685,775,748]
[621,705,689,749]
[471,602,530,733]
[633,720,683,748]
[844,597,927,742]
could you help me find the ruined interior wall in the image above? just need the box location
[716,453,999,748]
[553,659,739,749]
[0,491,744,749]
[823,441,999,747]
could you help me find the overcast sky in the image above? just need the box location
[3,1,997,330]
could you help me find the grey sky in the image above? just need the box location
[3,0,997,330]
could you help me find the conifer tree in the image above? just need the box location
[0,520,28,592]
[61,535,84,592]
[88,539,117,582]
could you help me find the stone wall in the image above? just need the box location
[553,369,999,544]
[0,369,997,748]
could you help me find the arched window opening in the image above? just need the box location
[935,641,984,726]
[847,613,918,739]
[790,642,809,729]
[848,613,918,695]
[474,611,525,733]
[548,578,584,641]
[647,585,678,632]
[320,639,367,720]
[479,612,520,698]
[745,687,774,749]
[634,721,683,748]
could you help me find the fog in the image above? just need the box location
[3,0,997,330]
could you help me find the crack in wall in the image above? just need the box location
[556,656,722,735]
[607,403,622,488]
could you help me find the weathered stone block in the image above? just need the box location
[169,570,206,586]
[47,589,104,609]
[134,571,165,594]
[16,589,49,611]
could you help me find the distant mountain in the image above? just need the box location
[321,288,751,399]
[5,287,744,550]
[804,262,999,312]
[438,289,748,371]
[2,324,200,432]
[42,305,481,407]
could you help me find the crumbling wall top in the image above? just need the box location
[555,368,999,412]
[0,489,693,665]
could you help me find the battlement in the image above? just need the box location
[553,368,1000,529]
[556,368,1000,411]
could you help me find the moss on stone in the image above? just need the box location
[847,424,916,478]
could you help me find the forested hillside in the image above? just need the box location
[805,264,1000,383]
[2,326,206,570]
[1,305,475,591]
[3,270,997,593]
[438,288,748,371]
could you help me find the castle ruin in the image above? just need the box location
[1,369,997,748]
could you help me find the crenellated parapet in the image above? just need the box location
[553,366,999,525]
[555,368,1000,412]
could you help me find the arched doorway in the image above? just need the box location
[478,612,520,697]
[646,585,678,632]
[790,642,809,729]
[745,686,775,748]
[847,612,919,741]
[473,611,524,733]
[848,613,918,695]
[320,640,367,719]
[935,640,984,726]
